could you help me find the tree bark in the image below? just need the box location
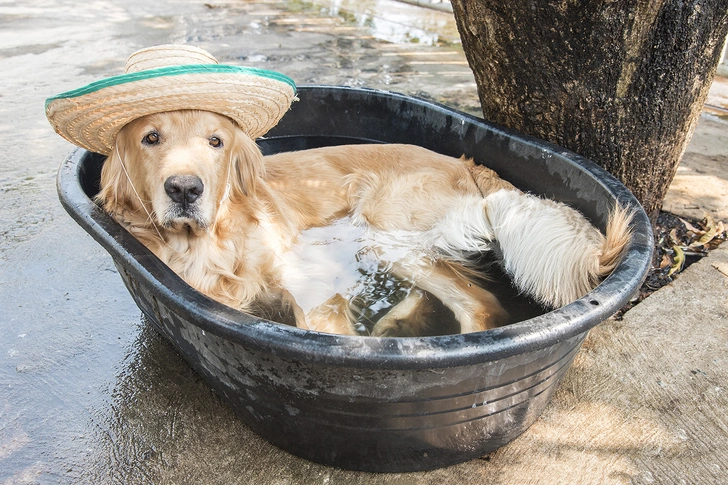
[450,0,728,221]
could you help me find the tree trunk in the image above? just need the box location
[450,0,728,221]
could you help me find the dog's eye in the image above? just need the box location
[209,136,223,148]
[142,131,160,145]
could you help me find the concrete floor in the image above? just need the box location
[1,1,727,483]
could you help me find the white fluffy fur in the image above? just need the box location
[484,190,606,308]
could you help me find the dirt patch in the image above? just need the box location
[614,211,726,319]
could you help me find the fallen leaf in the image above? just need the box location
[669,228,679,246]
[659,253,671,269]
[678,217,704,235]
[692,215,719,247]
[667,245,685,277]
[717,221,725,236]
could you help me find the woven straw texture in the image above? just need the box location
[125,44,218,73]
[45,45,297,155]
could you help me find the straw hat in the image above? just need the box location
[45,44,297,155]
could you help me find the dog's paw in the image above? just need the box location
[371,291,428,337]
[305,293,359,335]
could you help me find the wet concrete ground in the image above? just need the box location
[1,1,727,483]
[0,1,478,482]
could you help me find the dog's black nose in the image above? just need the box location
[164,175,204,205]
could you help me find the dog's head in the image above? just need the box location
[98,110,264,234]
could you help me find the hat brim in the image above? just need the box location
[45,65,297,155]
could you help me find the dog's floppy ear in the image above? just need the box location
[95,136,136,214]
[229,131,265,200]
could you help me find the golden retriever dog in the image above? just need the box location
[96,109,631,336]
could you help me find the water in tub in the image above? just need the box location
[278,217,547,336]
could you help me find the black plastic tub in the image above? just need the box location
[56,86,653,472]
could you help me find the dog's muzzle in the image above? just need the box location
[165,175,204,206]
[162,175,207,228]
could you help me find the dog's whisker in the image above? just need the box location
[115,144,171,249]
[211,157,234,235]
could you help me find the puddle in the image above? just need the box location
[704,108,728,123]
[0,169,59,259]
[0,42,62,59]
[289,0,461,45]
[156,0,480,114]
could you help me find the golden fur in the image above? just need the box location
[97,110,632,336]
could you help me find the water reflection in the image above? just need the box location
[289,0,460,46]
[79,321,306,484]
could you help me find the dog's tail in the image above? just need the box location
[483,189,633,308]
[596,205,633,279]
